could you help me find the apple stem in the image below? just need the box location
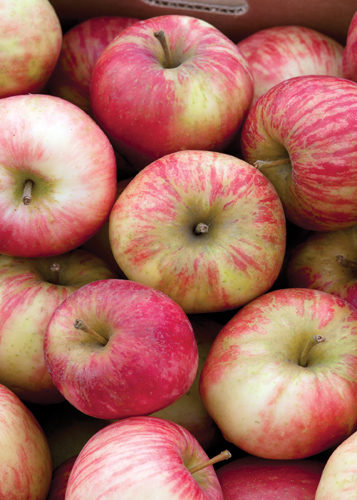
[73,319,107,346]
[189,450,232,475]
[154,30,174,68]
[299,334,326,367]
[254,158,290,170]
[22,179,34,205]
[50,262,60,284]
[336,255,357,271]
[194,222,209,235]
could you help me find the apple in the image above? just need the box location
[237,25,343,106]
[343,12,357,82]
[44,278,198,419]
[109,150,286,314]
[81,177,132,276]
[315,430,357,499]
[217,455,324,499]
[241,75,357,231]
[65,416,229,499]
[47,455,77,500]
[0,0,62,98]
[0,93,117,258]
[90,14,253,169]
[0,249,116,405]
[286,225,357,309]
[200,287,357,460]
[150,316,222,450]
[47,16,139,113]
[0,383,52,499]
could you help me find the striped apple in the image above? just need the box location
[343,11,357,82]
[241,75,357,231]
[109,150,286,314]
[200,288,357,460]
[65,416,226,499]
[47,16,139,113]
[237,25,343,106]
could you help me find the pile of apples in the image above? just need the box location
[0,0,357,498]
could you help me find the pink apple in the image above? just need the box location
[315,431,357,499]
[237,25,343,106]
[44,279,198,419]
[47,16,139,113]
[65,416,227,499]
[0,384,52,498]
[286,225,357,309]
[150,316,222,449]
[0,93,117,257]
[47,455,77,500]
[0,0,62,97]
[109,150,286,314]
[217,456,324,499]
[0,249,116,404]
[241,75,357,231]
[343,12,357,81]
[90,14,253,169]
[200,288,357,460]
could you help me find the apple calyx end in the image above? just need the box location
[22,179,34,205]
[74,319,108,346]
[188,449,232,475]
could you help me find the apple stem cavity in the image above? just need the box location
[194,222,209,235]
[50,262,60,284]
[22,179,34,205]
[299,334,326,367]
[189,449,232,475]
[74,319,108,346]
[254,158,290,170]
[154,30,174,68]
[336,254,357,271]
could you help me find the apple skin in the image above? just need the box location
[65,416,224,499]
[200,288,357,460]
[0,249,116,405]
[90,14,253,169]
[237,25,343,106]
[241,75,357,231]
[109,150,286,314]
[47,455,77,500]
[0,0,62,98]
[44,279,198,419]
[0,384,52,499]
[0,93,117,258]
[47,16,139,113]
[286,225,357,309]
[150,316,221,450]
[216,456,324,499]
[343,12,357,82]
[315,431,357,499]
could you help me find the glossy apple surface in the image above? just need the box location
[0,0,62,97]
[90,14,253,169]
[237,25,343,105]
[241,75,357,231]
[217,456,324,499]
[200,288,357,459]
[48,16,138,113]
[0,384,52,499]
[0,94,117,257]
[65,416,224,499]
[44,279,198,419]
[343,12,357,81]
[315,431,357,499]
[0,249,115,404]
[109,150,286,314]
[287,225,357,309]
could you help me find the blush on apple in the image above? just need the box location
[200,288,357,460]
[343,11,357,82]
